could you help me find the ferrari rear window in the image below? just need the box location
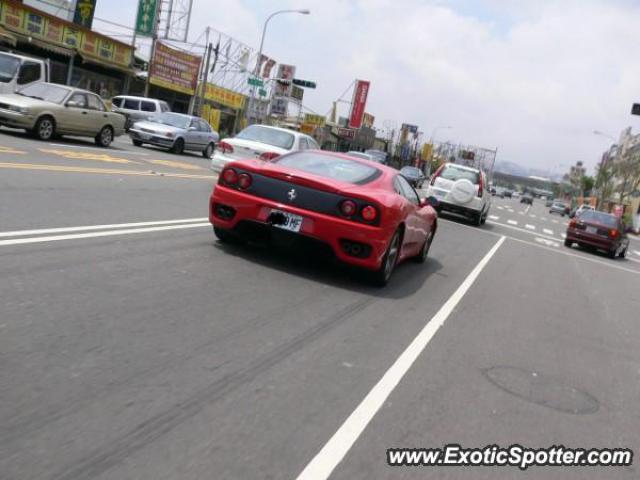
[275,152,380,184]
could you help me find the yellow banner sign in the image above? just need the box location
[300,123,316,135]
[0,0,132,67]
[304,114,326,127]
[200,104,221,131]
[204,83,246,111]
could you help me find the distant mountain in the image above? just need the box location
[493,161,529,177]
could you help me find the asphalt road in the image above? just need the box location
[2,131,640,479]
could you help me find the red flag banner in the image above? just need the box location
[348,80,370,129]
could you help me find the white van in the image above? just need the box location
[0,52,49,94]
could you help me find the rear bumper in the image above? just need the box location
[129,129,174,148]
[437,200,482,217]
[210,185,392,270]
[566,228,620,251]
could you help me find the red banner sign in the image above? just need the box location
[149,42,202,95]
[348,80,370,129]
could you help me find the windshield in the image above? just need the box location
[149,112,190,129]
[0,54,19,83]
[275,152,380,184]
[401,167,421,175]
[235,125,295,149]
[579,211,618,227]
[440,165,480,183]
[16,82,69,103]
[346,151,371,160]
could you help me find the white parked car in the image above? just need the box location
[426,163,491,226]
[210,125,320,172]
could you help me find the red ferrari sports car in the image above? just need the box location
[209,150,438,285]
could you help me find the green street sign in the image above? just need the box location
[248,77,264,87]
[258,88,267,97]
[135,0,158,37]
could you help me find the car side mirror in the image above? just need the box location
[421,196,439,208]
[66,100,80,108]
[188,126,197,131]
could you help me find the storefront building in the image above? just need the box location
[199,83,247,137]
[0,0,134,99]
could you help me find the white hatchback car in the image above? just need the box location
[426,163,491,225]
[210,124,320,172]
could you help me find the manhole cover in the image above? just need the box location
[483,366,599,415]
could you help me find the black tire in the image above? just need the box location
[132,139,143,147]
[213,226,243,244]
[608,249,617,259]
[473,211,483,226]
[619,247,627,258]
[371,229,401,286]
[95,126,114,147]
[202,142,214,158]
[171,138,185,154]
[413,228,435,264]
[34,116,55,141]
[564,238,572,247]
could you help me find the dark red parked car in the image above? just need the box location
[564,210,630,258]
[210,150,439,285]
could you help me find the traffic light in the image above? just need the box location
[292,78,317,89]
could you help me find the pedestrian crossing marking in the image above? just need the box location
[508,220,518,225]
[489,215,499,220]
[525,224,535,230]
[543,228,554,235]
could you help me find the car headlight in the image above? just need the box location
[8,105,29,114]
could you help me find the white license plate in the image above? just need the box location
[271,210,303,233]
[586,226,597,234]
[139,133,151,140]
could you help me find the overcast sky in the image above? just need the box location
[94,0,640,174]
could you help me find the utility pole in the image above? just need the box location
[190,27,210,116]
[143,0,162,98]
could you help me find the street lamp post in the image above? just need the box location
[247,9,310,124]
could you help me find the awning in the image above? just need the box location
[0,27,17,47]
[11,33,75,57]
[78,52,136,76]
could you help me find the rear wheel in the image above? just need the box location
[202,142,214,158]
[608,248,617,259]
[473,211,483,226]
[171,138,185,154]
[371,230,401,286]
[413,229,434,264]
[95,126,113,147]
[132,139,143,147]
[34,116,55,141]
[564,238,572,247]
[619,247,627,258]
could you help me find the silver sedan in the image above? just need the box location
[129,112,220,157]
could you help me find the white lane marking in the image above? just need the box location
[0,223,210,247]
[0,218,209,238]
[507,220,518,226]
[296,237,506,480]
[47,143,150,155]
[518,212,524,215]
[552,219,559,224]
[541,217,547,222]
[497,206,504,210]
[487,220,561,242]
[441,218,640,276]
[543,228,554,235]
[634,250,640,256]
[507,209,514,213]
[536,237,560,247]
[530,214,536,218]
[525,224,535,230]
[561,234,566,239]
[489,215,499,220]
[627,256,640,264]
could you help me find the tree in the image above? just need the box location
[614,150,640,206]
[580,175,594,197]
[595,161,615,209]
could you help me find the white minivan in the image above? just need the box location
[0,52,49,94]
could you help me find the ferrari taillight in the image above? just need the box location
[361,205,378,222]
[340,200,357,217]
[237,173,252,190]
[221,168,238,185]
